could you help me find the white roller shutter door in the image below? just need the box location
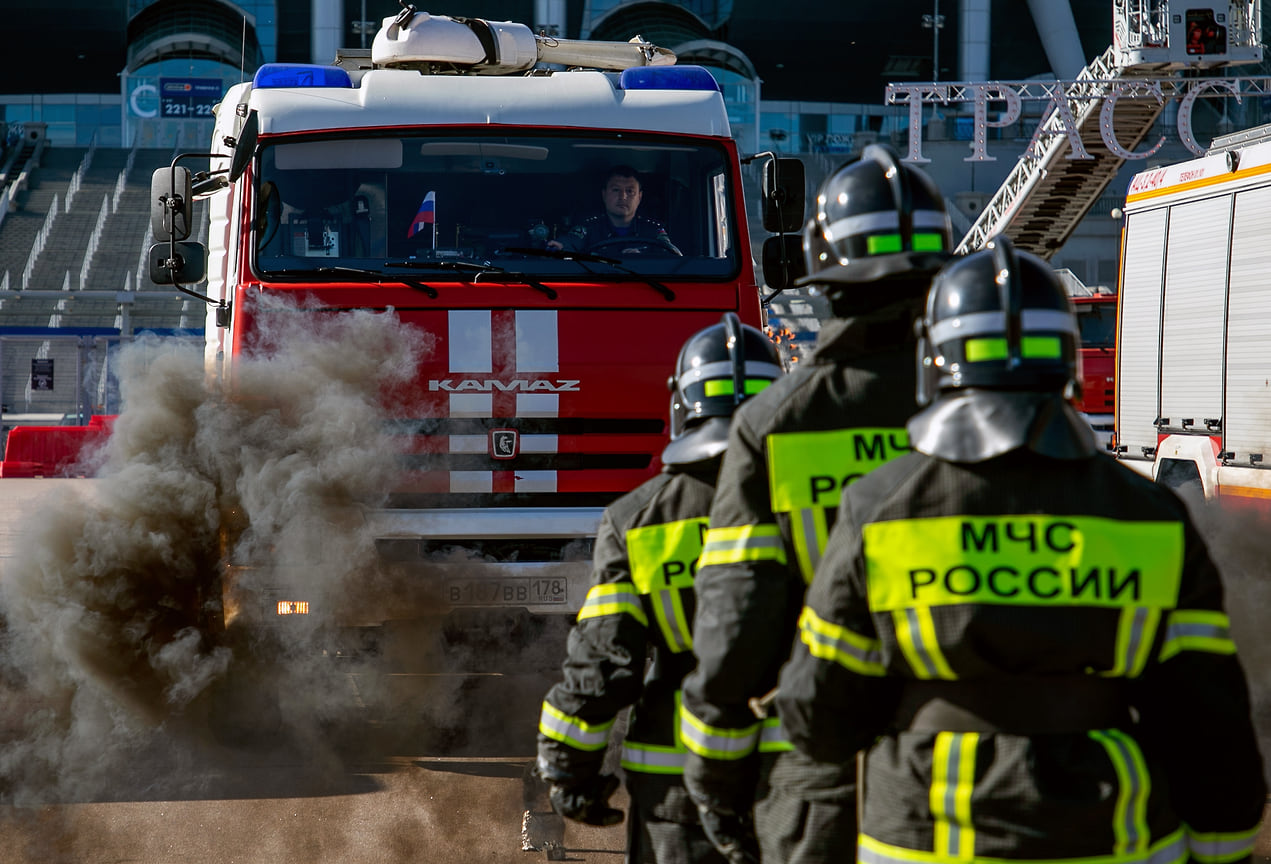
[1224,184,1271,459]
[1159,195,1230,432]
[1117,207,1167,455]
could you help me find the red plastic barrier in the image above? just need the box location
[0,417,113,478]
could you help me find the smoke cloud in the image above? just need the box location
[0,298,437,803]
[1179,490,1271,786]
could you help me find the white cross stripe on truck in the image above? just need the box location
[446,310,560,493]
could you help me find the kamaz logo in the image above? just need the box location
[428,379,581,392]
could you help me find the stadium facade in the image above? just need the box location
[1,1,1262,289]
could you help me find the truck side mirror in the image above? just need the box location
[151,166,193,241]
[762,157,806,234]
[762,234,806,296]
[148,241,207,285]
[228,110,259,183]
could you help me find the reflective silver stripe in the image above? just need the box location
[538,702,613,751]
[823,208,949,242]
[900,607,941,678]
[654,588,691,653]
[1103,729,1148,852]
[578,583,648,626]
[800,614,884,673]
[927,309,1080,345]
[677,359,784,388]
[1163,619,1230,642]
[931,731,976,858]
[702,533,783,558]
[1121,606,1150,677]
[795,507,821,581]
[859,827,1188,864]
[680,709,760,760]
[1159,610,1236,661]
[621,743,687,774]
[1188,826,1259,862]
[1111,605,1158,678]
[758,718,792,752]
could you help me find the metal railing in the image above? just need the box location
[0,330,203,450]
[20,193,59,291]
[79,195,111,291]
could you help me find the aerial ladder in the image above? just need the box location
[956,0,1261,257]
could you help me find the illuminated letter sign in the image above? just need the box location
[888,75,1265,163]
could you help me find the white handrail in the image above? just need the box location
[79,194,110,290]
[112,146,139,213]
[21,192,59,290]
[63,129,97,212]
[135,222,153,288]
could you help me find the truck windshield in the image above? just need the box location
[1076,299,1116,348]
[252,132,739,280]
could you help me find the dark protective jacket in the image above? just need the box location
[775,407,1267,864]
[537,459,719,822]
[558,214,680,255]
[679,307,921,824]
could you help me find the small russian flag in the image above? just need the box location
[407,191,436,238]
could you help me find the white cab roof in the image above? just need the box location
[245,70,732,138]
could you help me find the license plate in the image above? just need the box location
[445,577,568,606]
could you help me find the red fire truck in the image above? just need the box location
[1057,272,1118,447]
[3,10,803,668]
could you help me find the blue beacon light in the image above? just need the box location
[619,66,722,92]
[253,63,353,89]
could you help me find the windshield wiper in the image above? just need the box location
[386,259,557,300]
[266,265,438,298]
[502,247,675,302]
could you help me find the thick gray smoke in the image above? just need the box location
[1181,490,1271,786]
[0,299,434,803]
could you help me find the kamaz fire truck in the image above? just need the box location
[6,9,804,669]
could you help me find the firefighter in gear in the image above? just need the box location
[776,235,1267,864]
[680,144,954,864]
[536,313,784,864]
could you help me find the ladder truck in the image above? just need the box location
[956,0,1261,259]
[934,2,1259,451]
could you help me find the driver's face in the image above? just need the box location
[602,176,642,226]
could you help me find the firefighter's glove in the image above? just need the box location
[546,773,624,827]
[696,802,760,864]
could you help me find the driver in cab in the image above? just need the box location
[548,165,681,255]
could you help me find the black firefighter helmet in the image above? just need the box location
[797,144,953,304]
[908,234,1095,462]
[916,234,1079,404]
[662,312,784,467]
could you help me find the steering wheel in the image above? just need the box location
[587,236,682,257]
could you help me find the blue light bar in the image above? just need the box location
[619,65,722,93]
[253,63,353,89]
